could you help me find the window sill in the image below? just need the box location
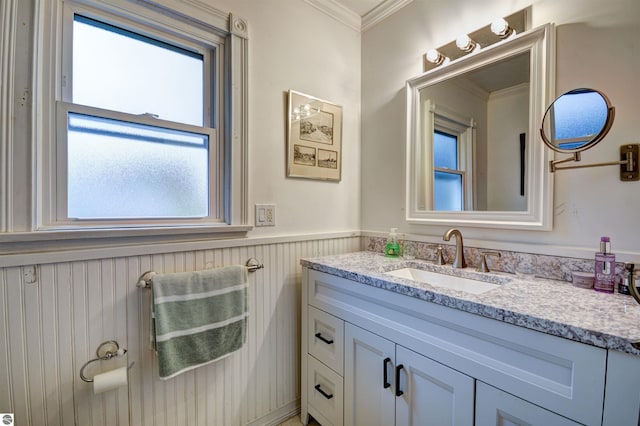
[0,225,252,264]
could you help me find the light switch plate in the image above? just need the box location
[255,204,275,227]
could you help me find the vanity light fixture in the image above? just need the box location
[422,8,528,72]
[455,34,478,53]
[425,49,449,65]
[491,17,516,39]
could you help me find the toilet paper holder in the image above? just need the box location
[80,340,132,383]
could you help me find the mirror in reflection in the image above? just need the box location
[540,88,614,153]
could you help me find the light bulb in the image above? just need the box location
[456,34,476,52]
[426,49,444,64]
[491,17,514,39]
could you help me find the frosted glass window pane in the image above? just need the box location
[554,91,607,147]
[434,172,462,211]
[67,113,209,219]
[73,15,204,126]
[434,131,458,169]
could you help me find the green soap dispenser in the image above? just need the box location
[385,228,401,258]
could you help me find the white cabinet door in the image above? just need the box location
[476,382,581,426]
[395,346,474,426]
[344,323,396,426]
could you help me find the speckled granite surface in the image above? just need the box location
[301,251,640,356]
[364,236,617,281]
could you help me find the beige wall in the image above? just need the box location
[223,0,362,237]
[486,85,529,212]
[362,0,640,259]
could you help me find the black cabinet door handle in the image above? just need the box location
[395,364,404,397]
[314,384,334,400]
[383,357,391,389]
[314,332,334,345]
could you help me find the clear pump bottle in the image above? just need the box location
[594,237,616,293]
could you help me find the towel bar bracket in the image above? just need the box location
[245,257,264,273]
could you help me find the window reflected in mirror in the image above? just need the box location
[542,89,611,152]
[434,130,463,211]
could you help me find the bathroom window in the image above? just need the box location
[433,130,464,211]
[62,14,213,219]
[431,109,474,211]
[33,0,249,234]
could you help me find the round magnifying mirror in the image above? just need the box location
[540,88,614,153]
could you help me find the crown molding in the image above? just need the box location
[303,0,361,31]
[304,0,412,32]
[362,0,414,31]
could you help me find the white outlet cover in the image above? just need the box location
[255,204,275,227]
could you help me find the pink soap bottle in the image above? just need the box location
[594,237,616,293]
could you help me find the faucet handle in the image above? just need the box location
[435,246,446,265]
[477,251,501,273]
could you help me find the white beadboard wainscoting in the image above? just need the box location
[0,234,361,426]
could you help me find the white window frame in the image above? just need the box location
[30,0,249,239]
[422,100,475,211]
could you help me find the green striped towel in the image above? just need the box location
[151,265,248,379]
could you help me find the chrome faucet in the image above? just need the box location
[443,228,467,268]
[626,263,640,305]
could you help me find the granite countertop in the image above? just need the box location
[301,251,640,356]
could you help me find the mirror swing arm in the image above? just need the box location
[546,145,638,177]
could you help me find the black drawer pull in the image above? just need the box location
[315,332,334,345]
[314,384,334,400]
[383,357,391,389]
[395,364,404,397]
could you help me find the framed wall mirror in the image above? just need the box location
[406,24,555,230]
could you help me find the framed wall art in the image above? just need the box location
[287,90,342,181]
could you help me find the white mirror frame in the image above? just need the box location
[406,24,555,230]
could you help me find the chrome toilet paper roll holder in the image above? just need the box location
[80,340,133,383]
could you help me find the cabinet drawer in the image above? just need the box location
[308,356,344,426]
[476,382,580,425]
[309,306,344,374]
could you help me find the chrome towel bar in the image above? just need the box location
[136,257,264,289]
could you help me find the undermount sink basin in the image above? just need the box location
[384,268,501,295]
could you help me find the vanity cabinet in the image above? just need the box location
[344,323,474,425]
[301,267,611,426]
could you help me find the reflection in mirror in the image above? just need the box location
[540,88,614,153]
[420,51,530,212]
[539,88,637,180]
[406,24,554,230]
